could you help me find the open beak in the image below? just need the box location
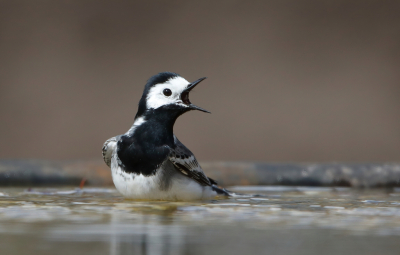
[180,77,210,113]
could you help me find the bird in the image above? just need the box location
[102,72,230,201]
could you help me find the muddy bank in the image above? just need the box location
[0,160,399,188]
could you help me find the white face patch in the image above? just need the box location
[146,76,190,110]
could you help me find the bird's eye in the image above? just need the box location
[163,88,172,97]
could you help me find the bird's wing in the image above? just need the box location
[168,136,214,186]
[102,135,121,167]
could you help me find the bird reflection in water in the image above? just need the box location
[109,211,191,255]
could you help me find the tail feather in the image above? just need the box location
[212,185,261,198]
[211,185,234,196]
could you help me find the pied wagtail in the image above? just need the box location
[102,72,230,200]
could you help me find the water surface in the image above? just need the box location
[1,186,400,255]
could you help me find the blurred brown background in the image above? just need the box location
[0,1,399,162]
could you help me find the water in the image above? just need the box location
[1,186,400,255]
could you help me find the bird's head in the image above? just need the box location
[136,72,210,118]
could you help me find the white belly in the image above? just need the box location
[110,155,217,201]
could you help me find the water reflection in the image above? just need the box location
[1,186,400,255]
[108,214,187,255]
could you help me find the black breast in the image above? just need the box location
[117,117,175,176]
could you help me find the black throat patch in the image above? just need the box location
[117,105,187,176]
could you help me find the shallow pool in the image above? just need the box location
[1,186,400,255]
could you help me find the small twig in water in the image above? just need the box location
[79,178,86,189]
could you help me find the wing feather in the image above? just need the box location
[169,137,214,186]
[102,135,121,167]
